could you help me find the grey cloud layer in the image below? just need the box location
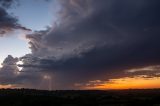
[0,55,52,89]
[2,0,160,89]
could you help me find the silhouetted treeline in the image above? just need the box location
[0,89,160,106]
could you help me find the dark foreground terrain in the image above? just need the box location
[0,89,160,106]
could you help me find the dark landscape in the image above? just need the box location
[0,89,160,106]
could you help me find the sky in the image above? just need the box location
[0,0,160,90]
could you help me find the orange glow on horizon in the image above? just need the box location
[0,84,12,89]
[85,76,160,90]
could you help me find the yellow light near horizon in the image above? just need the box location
[86,76,160,90]
[0,84,12,89]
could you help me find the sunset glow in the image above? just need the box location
[86,76,160,90]
[0,84,12,89]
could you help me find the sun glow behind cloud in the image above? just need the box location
[0,33,31,68]
[16,60,23,71]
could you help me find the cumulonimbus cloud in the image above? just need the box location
[2,0,160,89]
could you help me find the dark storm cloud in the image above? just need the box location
[0,0,31,36]
[0,55,20,85]
[0,55,51,89]
[21,0,160,89]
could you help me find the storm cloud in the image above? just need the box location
[9,0,160,89]
[0,55,53,89]
[0,0,31,36]
[0,55,20,85]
